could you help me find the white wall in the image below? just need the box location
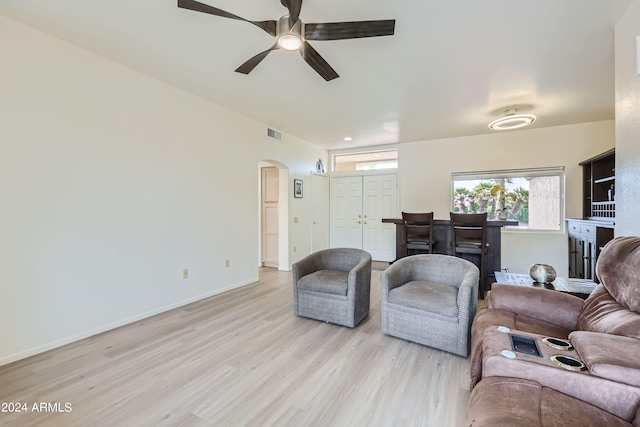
[615,0,640,236]
[0,16,326,365]
[332,121,615,276]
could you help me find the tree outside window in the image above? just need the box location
[452,172,562,231]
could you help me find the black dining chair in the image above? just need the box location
[450,212,489,299]
[402,212,437,256]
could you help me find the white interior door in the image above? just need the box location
[261,167,279,267]
[330,173,398,261]
[311,174,330,252]
[362,174,397,262]
[330,176,363,248]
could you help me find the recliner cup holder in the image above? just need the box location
[551,355,586,371]
[542,337,573,350]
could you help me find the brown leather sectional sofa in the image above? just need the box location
[466,236,640,426]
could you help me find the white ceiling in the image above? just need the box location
[0,0,634,150]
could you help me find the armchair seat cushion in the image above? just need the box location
[388,280,459,317]
[297,270,349,296]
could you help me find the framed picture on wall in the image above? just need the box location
[294,179,303,198]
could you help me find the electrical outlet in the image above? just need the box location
[225,259,230,268]
[182,268,189,279]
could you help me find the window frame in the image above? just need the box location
[451,166,566,233]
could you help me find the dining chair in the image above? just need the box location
[402,212,437,256]
[450,212,489,299]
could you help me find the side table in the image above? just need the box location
[494,271,597,299]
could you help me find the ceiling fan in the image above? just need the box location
[177,0,396,81]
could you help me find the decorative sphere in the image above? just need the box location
[529,264,557,283]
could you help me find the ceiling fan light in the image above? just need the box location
[488,113,536,130]
[278,34,303,50]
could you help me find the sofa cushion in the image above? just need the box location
[466,377,632,427]
[596,236,640,313]
[297,270,348,295]
[571,331,640,388]
[577,285,640,339]
[388,280,458,317]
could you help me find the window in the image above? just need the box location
[451,167,564,231]
[333,150,398,172]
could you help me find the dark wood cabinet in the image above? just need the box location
[567,148,615,281]
[581,148,615,220]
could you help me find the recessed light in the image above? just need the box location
[344,137,352,141]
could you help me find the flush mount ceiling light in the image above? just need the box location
[488,109,536,130]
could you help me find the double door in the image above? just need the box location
[330,174,398,262]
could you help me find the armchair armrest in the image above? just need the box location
[487,283,584,331]
[292,254,321,284]
[380,261,412,295]
[457,269,479,307]
[570,331,640,388]
[348,254,372,281]
[347,254,372,293]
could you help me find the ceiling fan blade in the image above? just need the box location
[305,20,395,41]
[288,0,302,28]
[178,0,276,36]
[235,45,279,75]
[300,41,339,81]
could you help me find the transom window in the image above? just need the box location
[451,167,564,231]
[333,150,398,172]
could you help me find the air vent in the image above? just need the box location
[267,128,281,140]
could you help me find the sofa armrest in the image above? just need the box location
[570,331,640,388]
[487,283,583,331]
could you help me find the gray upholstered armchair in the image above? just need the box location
[292,248,372,328]
[380,254,479,356]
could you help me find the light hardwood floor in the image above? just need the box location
[0,268,471,427]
